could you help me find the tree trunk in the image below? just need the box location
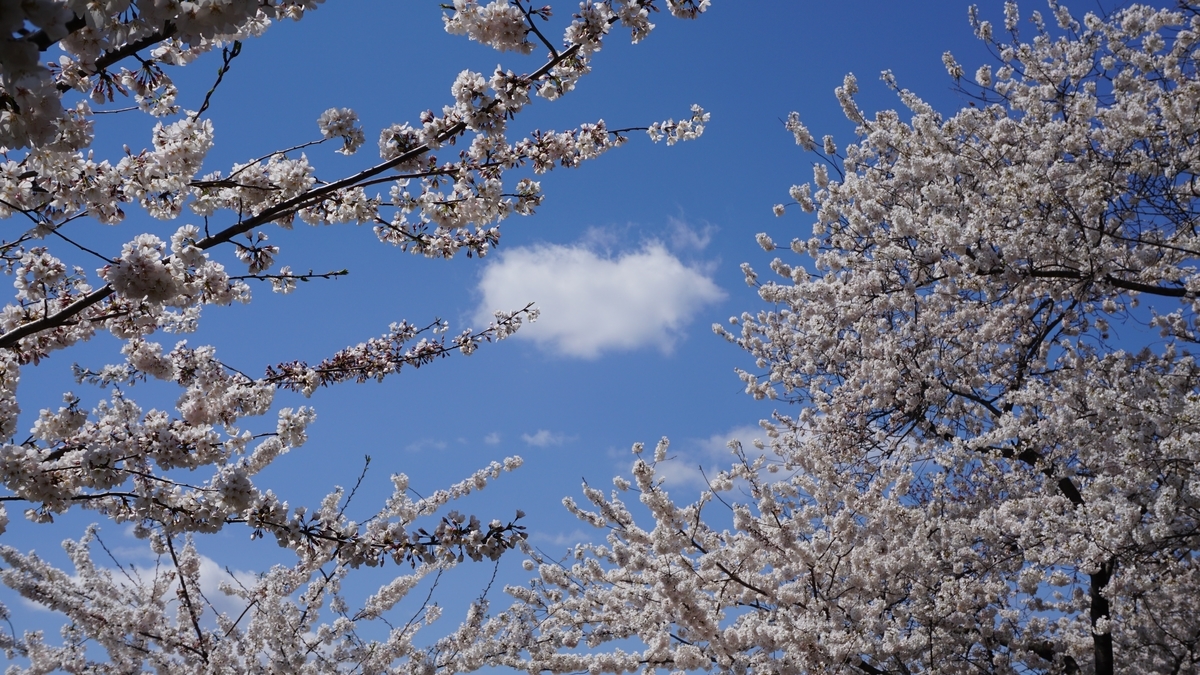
[1090,559,1115,675]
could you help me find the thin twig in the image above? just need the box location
[338,456,373,519]
[192,41,242,121]
[47,228,115,263]
[93,106,140,115]
[517,0,560,57]
[165,535,209,663]
[229,269,349,283]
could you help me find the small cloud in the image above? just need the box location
[521,429,571,447]
[650,425,770,490]
[694,424,769,460]
[647,459,715,490]
[530,528,601,548]
[196,555,259,620]
[667,217,715,251]
[406,438,447,452]
[474,239,725,359]
[483,432,501,445]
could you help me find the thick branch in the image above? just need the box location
[53,22,180,92]
[994,445,1085,506]
[998,445,1111,674]
[0,286,114,349]
[1028,269,1190,298]
[1090,558,1116,675]
[25,15,87,52]
[855,658,887,675]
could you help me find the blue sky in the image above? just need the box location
[5,0,1013,650]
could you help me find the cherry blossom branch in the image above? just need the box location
[0,40,582,351]
[228,268,348,283]
[164,535,209,664]
[25,15,87,52]
[517,0,561,56]
[53,22,181,93]
[264,305,536,393]
[1025,269,1193,298]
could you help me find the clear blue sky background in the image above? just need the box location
[5,0,1016,652]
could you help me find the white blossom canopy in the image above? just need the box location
[475,3,1200,675]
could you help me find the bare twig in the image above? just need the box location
[191,41,242,121]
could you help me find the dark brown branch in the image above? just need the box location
[1091,558,1116,675]
[516,0,559,57]
[25,15,87,52]
[55,22,180,92]
[1102,274,1189,297]
[855,658,888,675]
[1033,645,1081,674]
[712,562,771,598]
[164,534,209,663]
[996,440,1110,674]
[229,269,349,283]
[1027,269,1190,297]
[991,444,1086,506]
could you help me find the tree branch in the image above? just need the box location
[25,15,87,52]
[54,22,180,92]
[164,534,209,663]
[1027,268,1191,298]
[0,43,583,352]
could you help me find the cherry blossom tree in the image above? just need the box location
[0,0,708,671]
[474,3,1200,675]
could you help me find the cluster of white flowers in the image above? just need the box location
[443,0,534,54]
[316,106,366,155]
[646,103,709,145]
[427,3,1199,675]
[1,0,710,669]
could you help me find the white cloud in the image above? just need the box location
[474,240,725,358]
[651,425,770,489]
[530,528,602,548]
[521,429,571,447]
[694,424,770,460]
[405,438,447,452]
[483,432,501,445]
[19,552,256,623]
[195,554,260,619]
